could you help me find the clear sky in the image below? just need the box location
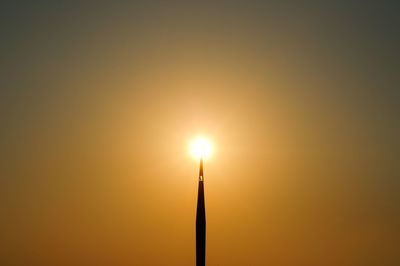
[1,1,399,265]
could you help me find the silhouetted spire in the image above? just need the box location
[199,157,204,181]
[196,157,206,266]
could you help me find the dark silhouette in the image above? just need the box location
[196,158,206,266]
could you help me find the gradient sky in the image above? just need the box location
[1,1,399,265]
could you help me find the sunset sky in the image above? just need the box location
[1,1,399,265]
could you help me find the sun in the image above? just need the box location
[189,137,213,159]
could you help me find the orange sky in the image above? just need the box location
[1,2,399,265]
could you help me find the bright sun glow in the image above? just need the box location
[189,137,213,159]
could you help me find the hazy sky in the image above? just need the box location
[1,1,399,265]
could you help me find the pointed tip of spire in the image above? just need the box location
[199,157,204,181]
